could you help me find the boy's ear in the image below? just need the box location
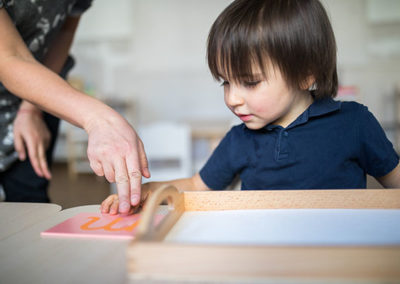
[300,75,316,91]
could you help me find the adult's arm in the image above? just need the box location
[13,16,82,180]
[0,9,149,213]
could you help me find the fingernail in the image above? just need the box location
[131,194,140,205]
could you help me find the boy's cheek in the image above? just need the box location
[252,105,268,115]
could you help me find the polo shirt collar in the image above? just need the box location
[308,98,342,118]
[288,98,341,129]
[265,98,341,131]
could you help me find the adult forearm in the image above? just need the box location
[0,55,113,130]
[0,8,98,128]
[16,16,80,117]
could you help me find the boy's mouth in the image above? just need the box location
[237,114,253,122]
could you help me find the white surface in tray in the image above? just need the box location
[164,209,400,246]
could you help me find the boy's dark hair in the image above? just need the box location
[207,0,338,99]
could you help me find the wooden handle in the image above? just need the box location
[135,184,184,242]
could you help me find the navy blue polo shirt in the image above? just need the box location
[199,99,399,190]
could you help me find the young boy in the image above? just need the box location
[102,0,400,214]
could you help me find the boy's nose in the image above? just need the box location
[225,87,244,107]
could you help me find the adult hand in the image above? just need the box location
[13,104,52,179]
[85,110,150,214]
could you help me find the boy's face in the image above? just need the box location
[221,64,312,130]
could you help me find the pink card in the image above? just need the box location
[41,212,165,240]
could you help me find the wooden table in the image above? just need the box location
[0,203,129,284]
[0,202,61,240]
[1,188,400,284]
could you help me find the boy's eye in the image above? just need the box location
[220,80,229,87]
[243,81,261,88]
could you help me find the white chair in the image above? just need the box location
[139,121,192,183]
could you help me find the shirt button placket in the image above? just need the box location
[276,129,290,161]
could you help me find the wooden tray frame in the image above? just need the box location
[127,186,400,283]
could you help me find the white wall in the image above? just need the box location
[322,0,400,125]
[70,0,233,125]
[69,0,400,127]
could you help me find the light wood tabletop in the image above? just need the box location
[0,202,61,240]
[0,203,130,284]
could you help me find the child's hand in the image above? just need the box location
[100,184,152,215]
[101,194,123,215]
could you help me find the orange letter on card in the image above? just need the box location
[80,216,140,232]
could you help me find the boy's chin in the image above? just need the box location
[243,122,267,130]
